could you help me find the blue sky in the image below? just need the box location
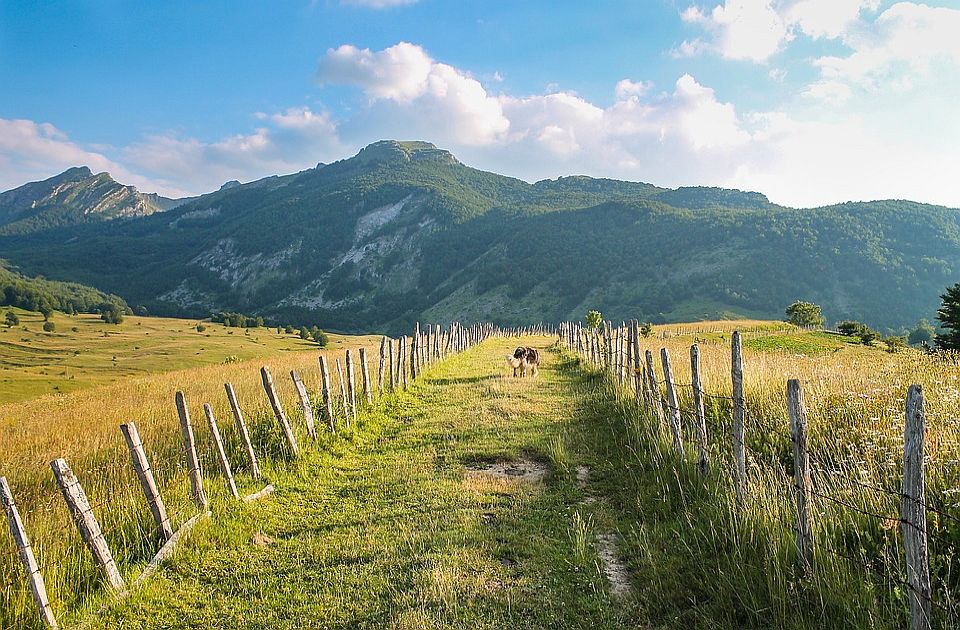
[1,0,959,207]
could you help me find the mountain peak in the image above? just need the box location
[55,166,94,182]
[353,140,459,166]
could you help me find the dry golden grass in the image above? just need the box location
[0,335,382,628]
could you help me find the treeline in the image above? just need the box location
[0,264,127,316]
[211,311,265,328]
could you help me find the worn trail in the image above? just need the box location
[93,337,639,629]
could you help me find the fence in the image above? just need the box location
[1,320,532,628]
[559,319,947,630]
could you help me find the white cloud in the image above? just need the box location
[614,79,654,100]
[812,2,960,91]
[679,0,879,62]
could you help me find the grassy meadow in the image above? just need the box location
[568,323,960,627]
[0,314,381,629]
[3,318,960,628]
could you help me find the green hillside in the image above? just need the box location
[0,140,957,333]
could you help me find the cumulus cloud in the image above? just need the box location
[812,2,960,91]
[679,0,880,62]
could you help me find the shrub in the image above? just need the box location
[4,311,19,327]
[42,321,55,332]
[311,327,329,347]
[99,303,124,324]
[640,323,653,338]
[882,335,907,353]
[585,310,602,330]
[785,301,825,328]
[196,323,207,333]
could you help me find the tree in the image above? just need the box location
[837,321,862,337]
[311,327,329,347]
[859,328,880,345]
[42,321,56,333]
[585,310,602,330]
[39,304,53,321]
[299,326,310,340]
[936,282,960,351]
[640,323,653,338]
[785,301,824,328]
[99,303,124,324]
[5,311,19,327]
[908,319,935,346]
[196,323,207,333]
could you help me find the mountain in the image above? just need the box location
[0,139,957,334]
[0,166,185,234]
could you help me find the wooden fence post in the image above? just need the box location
[335,358,350,428]
[903,384,931,630]
[786,379,813,574]
[203,404,240,500]
[260,366,299,456]
[345,350,358,422]
[660,348,684,457]
[175,391,208,510]
[290,370,317,440]
[378,336,387,393]
[690,345,710,478]
[359,347,373,405]
[120,422,174,540]
[411,324,420,380]
[388,338,396,391]
[645,350,666,426]
[731,331,747,504]
[401,337,409,390]
[224,383,261,480]
[0,477,58,628]
[318,356,336,433]
[50,459,125,591]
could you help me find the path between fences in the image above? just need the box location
[85,337,640,628]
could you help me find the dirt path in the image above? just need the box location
[92,337,640,629]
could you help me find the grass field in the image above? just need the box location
[3,321,959,628]
[0,307,379,404]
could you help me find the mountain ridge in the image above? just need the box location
[0,140,956,333]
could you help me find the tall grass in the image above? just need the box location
[569,329,960,627]
[0,340,379,629]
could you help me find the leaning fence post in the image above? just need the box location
[0,477,59,628]
[787,379,813,574]
[290,370,317,440]
[260,366,299,456]
[345,350,358,421]
[203,404,240,500]
[318,356,336,433]
[120,422,174,540]
[224,383,261,480]
[690,345,710,478]
[645,350,666,426]
[176,391,208,510]
[359,347,373,405]
[731,331,747,504]
[660,348,684,457]
[50,459,125,591]
[903,384,931,630]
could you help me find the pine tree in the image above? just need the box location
[936,283,960,350]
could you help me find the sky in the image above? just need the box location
[1,0,959,207]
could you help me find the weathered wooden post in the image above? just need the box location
[175,391,208,510]
[224,383,261,480]
[378,336,387,393]
[345,350,358,422]
[388,338,396,391]
[903,384,931,630]
[435,324,442,360]
[261,366,299,456]
[731,331,747,504]
[411,324,420,380]
[787,379,813,574]
[318,356,336,433]
[203,404,240,500]
[120,422,174,540]
[401,336,409,390]
[335,357,349,428]
[50,459,125,591]
[0,477,58,628]
[645,350,666,426]
[660,348,684,457]
[689,345,710,478]
[359,347,373,405]
[290,370,317,440]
